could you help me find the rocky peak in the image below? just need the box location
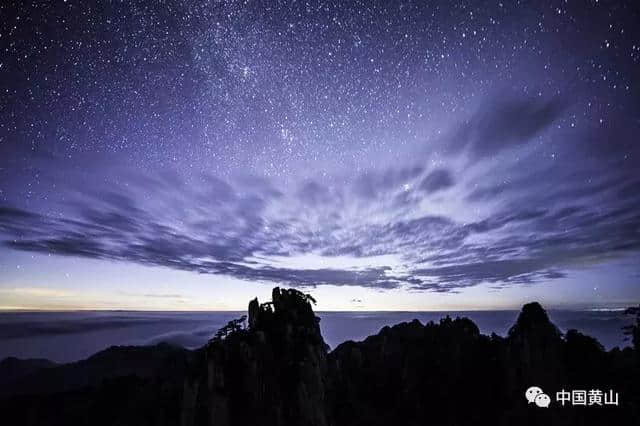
[185,287,328,426]
[508,301,562,341]
[1,293,637,426]
[248,287,319,328]
[505,302,565,391]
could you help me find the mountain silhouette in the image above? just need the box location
[1,288,638,425]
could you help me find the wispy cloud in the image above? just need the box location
[1,94,638,292]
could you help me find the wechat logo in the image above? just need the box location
[526,386,551,408]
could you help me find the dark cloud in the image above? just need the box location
[298,181,333,206]
[0,207,38,220]
[413,259,568,289]
[419,169,455,193]
[1,156,639,293]
[449,96,565,158]
[0,317,193,339]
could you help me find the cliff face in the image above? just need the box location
[327,316,498,425]
[1,289,638,426]
[182,287,329,426]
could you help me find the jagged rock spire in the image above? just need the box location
[508,301,562,340]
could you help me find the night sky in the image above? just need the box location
[0,0,639,310]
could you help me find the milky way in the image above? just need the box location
[0,1,639,308]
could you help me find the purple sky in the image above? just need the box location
[0,0,639,310]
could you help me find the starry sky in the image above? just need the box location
[0,0,639,311]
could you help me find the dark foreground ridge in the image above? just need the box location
[1,288,638,425]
